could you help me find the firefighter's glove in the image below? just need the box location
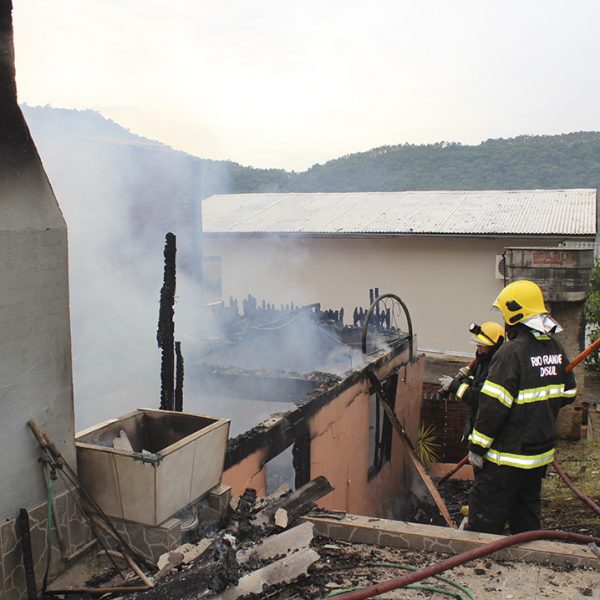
[439,375,468,396]
[438,375,453,390]
[468,451,484,470]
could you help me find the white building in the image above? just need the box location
[202,189,596,355]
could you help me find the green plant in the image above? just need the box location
[584,259,600,371]
[416,423,440,468]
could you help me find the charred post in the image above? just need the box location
[175,340,184,412]
[157,232,176,411]
[17,509,37,600]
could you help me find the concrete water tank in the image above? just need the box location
[75,408,230,526]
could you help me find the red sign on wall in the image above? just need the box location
[531,251,576,267]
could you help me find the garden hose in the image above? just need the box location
[327,583,467,599]
[333,529,600,600]
[321,560,477,600]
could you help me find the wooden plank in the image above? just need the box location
[366,368,456,528]
[253,476,333,531]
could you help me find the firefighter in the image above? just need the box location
[466,280,577,534]
[440,322,505,440]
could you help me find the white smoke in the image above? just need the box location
[23,105,208,429]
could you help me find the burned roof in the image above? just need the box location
[202,189,597,237]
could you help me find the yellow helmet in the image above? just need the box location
[493,280,548,325]
[470,321,505,346]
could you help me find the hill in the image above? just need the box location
[293,135,600,192]
[24,105,600,199]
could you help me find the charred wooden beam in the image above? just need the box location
[253,475,333,532]
[157,232,176,411]
[175,340,184,412]
[17,509,37,600]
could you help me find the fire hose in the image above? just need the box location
[333,529,600,600]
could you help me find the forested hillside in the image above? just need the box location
[23,105,600,196]
[291,134,600,192]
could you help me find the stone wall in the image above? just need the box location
[0,488,92,600]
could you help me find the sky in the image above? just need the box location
[12,0,600,170]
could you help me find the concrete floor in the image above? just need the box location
[373,563,600,599]
[306,514,600,599]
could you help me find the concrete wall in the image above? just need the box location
[0,220,75,521]
[0,3,75,521]
[203,235,566,354]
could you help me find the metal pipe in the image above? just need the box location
[334,529,600,600]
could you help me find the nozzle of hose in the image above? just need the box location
[457,365,471,379]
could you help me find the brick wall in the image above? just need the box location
[421,383,469,463]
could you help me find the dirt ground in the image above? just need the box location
[432,439,600,537]
[541,438,600,538]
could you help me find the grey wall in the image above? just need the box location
[0,1,75,521]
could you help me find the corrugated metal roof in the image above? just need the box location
[202,190,597,236]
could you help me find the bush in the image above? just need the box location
[584,260,600,371]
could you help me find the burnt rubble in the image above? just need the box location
[209,288,401,348]
[126,477,334,600]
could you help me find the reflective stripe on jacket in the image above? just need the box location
[468,328,577,469]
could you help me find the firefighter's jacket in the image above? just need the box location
[468,328,577,469]
[455,349,495,439]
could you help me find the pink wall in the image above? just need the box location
[223,350,426,520]
[222,446,268,497]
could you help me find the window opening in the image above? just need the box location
[368,373,397,477]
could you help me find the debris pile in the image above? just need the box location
[127,476,334,599]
